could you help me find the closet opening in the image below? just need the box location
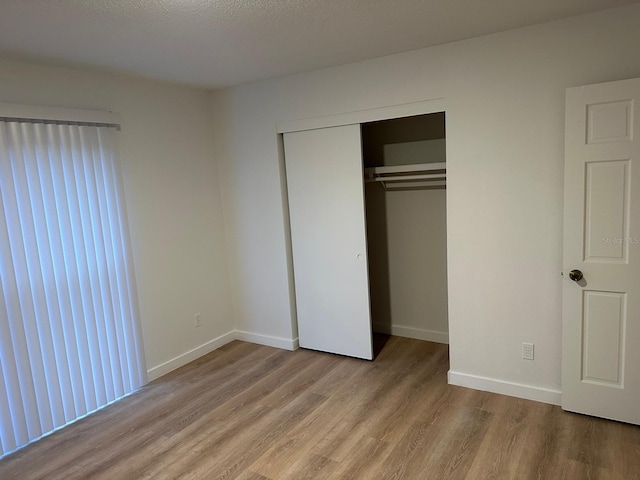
[362,112,449,349]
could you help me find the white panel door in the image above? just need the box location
[284,124,373,360]
[563,78,640,424]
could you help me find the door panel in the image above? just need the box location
[584,160,630,262]
[563,78,640,424]
[582,290,626,386]
[283,125,373,360]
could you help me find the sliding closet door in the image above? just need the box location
[284,124,373,360]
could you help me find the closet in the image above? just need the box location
[282,109,448,360]
[363,113,448,345]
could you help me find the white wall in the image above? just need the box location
[212,4,640,403]
[388,188,449,341]
[0,58,234,378]
[367,184,449,343]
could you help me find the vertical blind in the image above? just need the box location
[0,119,146,457]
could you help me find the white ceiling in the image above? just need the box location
[0,0,636,88]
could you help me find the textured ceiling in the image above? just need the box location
[0,0,636,88]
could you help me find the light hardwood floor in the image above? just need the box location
[1,336,639,479]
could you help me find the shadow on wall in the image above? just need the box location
[365,181,393,335]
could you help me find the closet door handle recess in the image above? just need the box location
[357,254,364,261]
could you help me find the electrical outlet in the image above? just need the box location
[522,342,534,360]
[194,313,202,328]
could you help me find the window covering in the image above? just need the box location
[0,119,146,457]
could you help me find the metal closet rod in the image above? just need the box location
[364,162,446,190]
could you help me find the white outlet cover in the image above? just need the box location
[522,342,534,360]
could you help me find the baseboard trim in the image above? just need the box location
[373,322,449,344]
[146,330,236,381]
[447,370,561,405]
[235,330,299,351]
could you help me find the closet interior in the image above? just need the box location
[362,112,449,344]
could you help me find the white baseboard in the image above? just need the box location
[235,330,299,351]
[146,330,236,381]
[372,322,449,344]
[447,370,561,405]
[146,329,300,382]
[146,330,560,408]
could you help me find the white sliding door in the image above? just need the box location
[284,124,373,360]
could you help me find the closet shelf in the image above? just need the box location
[364,162,446,190]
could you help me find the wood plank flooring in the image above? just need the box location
[1,336,639,479]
